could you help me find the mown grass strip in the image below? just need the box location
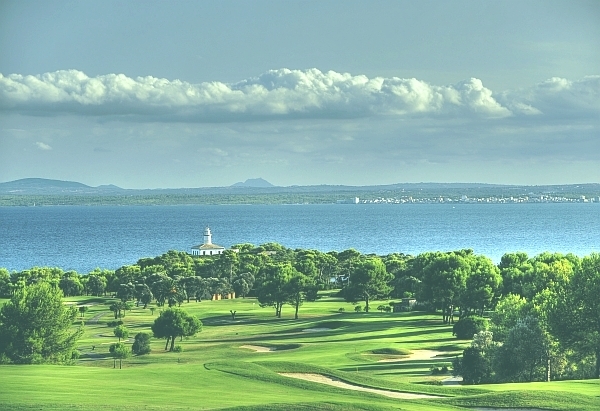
[220,401,399,411]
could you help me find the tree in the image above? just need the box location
[139,288,153,309]
[461,256,502,316]
[86,271,108,296]
[151,277,184,307]
[134,283,153,308]
[489,293,530,342]
[453,316,488,340]
[131,332,151,355]
[111,265,142,293]
[59,271,84,297]
[78,306,89,318]
[215,249,240,280]
[178,276,200,303]
[453,331,497,384]
[116,283,136,302]
[232,272,255,298]
[0,282,82,364]
[110,342,130,369]
[109,301,128,319]
[419,252,470,323]
[498,252,530,296]
[0,268,12,297]
[285,272,315,320]
[255,262,295,318]
[523,255,575,300]
[151,308,202,351]
[344,258,392,313]
[114,325,129,342]
[549,253,600,378]
[495,316,550,382]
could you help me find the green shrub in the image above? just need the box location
[173,345,183,353]
[430,363,450,375]
[453,316,488,340]
[338,307,345,312]
[131,332,151,355]
[354,305,362,313]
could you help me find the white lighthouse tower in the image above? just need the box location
[191,226,225,256]
[203,227,213,245]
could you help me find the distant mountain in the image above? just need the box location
[0,178,125,195]
[231,178,275,188]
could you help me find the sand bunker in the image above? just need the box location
[280,373,441,399]
[302,328,331,332]
[378,349,446,363]
[240,345,275,353]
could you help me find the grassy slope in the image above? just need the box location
[1,294,598,410]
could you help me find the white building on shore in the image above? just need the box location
[191,227,226,256]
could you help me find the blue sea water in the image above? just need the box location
[0,203,598,273]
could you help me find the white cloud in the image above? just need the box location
[35,142,52,150]
[498,75,600,117]
[0,69,516,121]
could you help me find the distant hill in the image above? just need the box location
[231,178,275,188]
[0,178,125,195]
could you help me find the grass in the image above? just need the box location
[1,294,598,410]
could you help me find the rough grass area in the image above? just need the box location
[1,294,598,411]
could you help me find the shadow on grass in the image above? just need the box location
[339,358,451,373]
[203,316,453,345]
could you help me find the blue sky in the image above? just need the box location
[1,0,599,188]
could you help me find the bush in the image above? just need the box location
[454,346,494,384]
[173,345,183,353]
[106,320,123,327]
[131,332,151,355]
[430,364,450,375]
[453,316,488,340]
[338,307,345,312]
[354,305,363,312]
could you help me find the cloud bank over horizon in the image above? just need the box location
[2,68,598,122]
[1,68,599,188]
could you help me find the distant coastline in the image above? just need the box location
[0,178,599,206]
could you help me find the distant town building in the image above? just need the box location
[336,197,360,204]
[191,227,225,256]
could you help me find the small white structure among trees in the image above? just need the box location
[191,227,226,256]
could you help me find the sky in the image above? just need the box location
[0,0,599,188]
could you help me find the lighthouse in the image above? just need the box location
[204,227,213,245]
[191,227,225,256]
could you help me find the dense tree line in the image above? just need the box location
[452,253,600,382]
[1,246,598,379]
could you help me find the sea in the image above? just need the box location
[1,203,598,273]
